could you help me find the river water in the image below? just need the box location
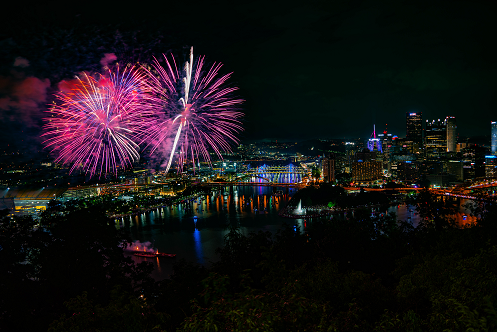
[123,185,301,280]
[121,186,478,280]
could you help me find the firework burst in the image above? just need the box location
[144,47,244,173]
[43,65,153,177]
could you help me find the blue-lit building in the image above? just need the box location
[492,121,497,155]
[367,125,382,153]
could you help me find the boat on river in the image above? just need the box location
[133,252,157,258]
[155,252,177,258]
[132,251,177,258]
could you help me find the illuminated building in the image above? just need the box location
[0,187,66,217]
[351,149,382,183]
[345,142,356,173]
[456,143,468,152]
[446,116,456,152]
[367,125,382,152]
[391,161,418,182]
[351,161,383,183]
[322,154,335,183]
[492,121,497,155]
[485,155,497,178]
[425,118,447,158]
[406,112,423,146]
[377,132,393,173]
[461,144,487,180]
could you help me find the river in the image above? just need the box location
[120,186,478,280]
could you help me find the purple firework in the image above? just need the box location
[43,65,154,177]
[143,47,244,173]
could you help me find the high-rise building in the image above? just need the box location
[345,142,356,173]
[492,121,497,155]
[351,161,383,183]
[377,132,393,172]
[446,160,463,181]
[351,149,383,183]
[446,116,456,152]
[425,119,447,158]
[485,155,497,179]
[322,154,335,183]
[406,112,423,145]
[367,125,382,152]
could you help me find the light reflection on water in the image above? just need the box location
[387,198,477,227]
[125,185,300,280]
[124,187,479,280]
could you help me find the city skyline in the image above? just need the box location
[0,0,496,155]
[2,1,497,329]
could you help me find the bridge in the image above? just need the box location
[242,164,306,184]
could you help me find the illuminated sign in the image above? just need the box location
[486,155,497,159]
[409,113,417,116]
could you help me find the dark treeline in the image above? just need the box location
[288,184,392,209]
[1,189,497,331]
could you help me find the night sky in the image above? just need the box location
[1,0,496,154]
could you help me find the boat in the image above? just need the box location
[155,252,177,258]
[133,252,157,258]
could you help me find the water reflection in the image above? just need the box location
[125,185,298,280]
[125,186,480,280]
[388,199,477,227]
[193,229,204,265]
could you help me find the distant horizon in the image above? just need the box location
[242,133,492,144]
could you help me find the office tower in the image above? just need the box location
[351,160,383,183]
[446,116,456,152]
[345,142,355,173]
[367,125,382,152]
[485,155,497,179]
[492,121,497,155]
[351,149,383,183]
[377,132,393,173]
[406,112,423,145]
[322,154,335,183]
[425,118,447,158]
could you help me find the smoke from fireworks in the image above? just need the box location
[144,47,244,173]
[42,65,154,177]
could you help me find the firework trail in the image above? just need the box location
[144,47,244,173]
[43,65,153,177]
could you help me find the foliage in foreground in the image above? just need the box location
[2,189,497,331]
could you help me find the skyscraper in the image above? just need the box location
[406,112,423,145]
[446,116,456,152]
[367,125,382,152]
[322,153,335,183]
[492,121,497,155]
[425,118,447,158]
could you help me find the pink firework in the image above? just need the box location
[144,47,244,173]
[43,65,153,177]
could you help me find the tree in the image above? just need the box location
[312,166,321,180]
[0,206,155,331]
[413,189,458,230]
[48,287,168,332]
[179,272,329,332]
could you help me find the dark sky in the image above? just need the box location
[1,0,496,151]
